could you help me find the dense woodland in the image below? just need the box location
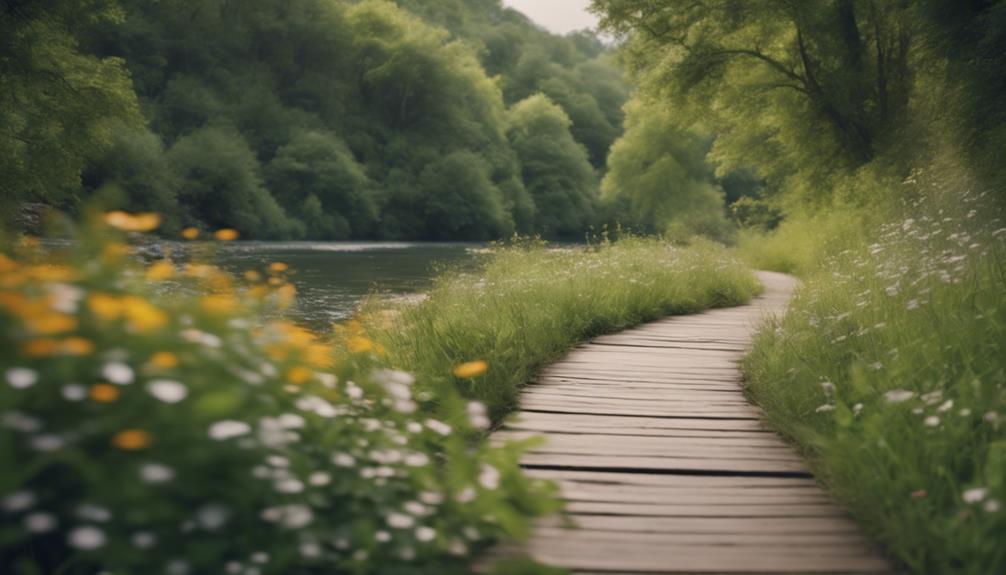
[2,0,628,240]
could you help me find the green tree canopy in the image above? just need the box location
[0,0,141,214]
[602,98,730,240]
[507,94,598,237]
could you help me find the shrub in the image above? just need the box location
[0,216,556,575]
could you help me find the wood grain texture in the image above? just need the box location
[493,271,892,573]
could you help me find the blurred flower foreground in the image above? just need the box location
[0,214,555,574]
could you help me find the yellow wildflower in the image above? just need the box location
[90,384,120,403]
[148,351,179,369]
[286,366,313,385]
[25,312,78,335]
[112,429,151,450]
[104,211,161,232]
[347,335,375,354]
[25,265,76,282]
[453,360,488,379]
[87,293,123,322]
[200,294,238,315]
[268,262,289,273]
[61,337,96,356]
[101,242,131,262]
[146,260,175,281]
[181,227,200,240]
[214,229,239,241]
[121,296,168,332]
[23,338,59,357]
[304,343,335,369]
[0,253,17,273]
[243,270,262,282]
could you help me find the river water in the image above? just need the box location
[211,242,479,330]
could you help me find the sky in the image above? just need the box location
[501,0,599,35]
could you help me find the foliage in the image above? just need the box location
[0,0,141,218]
[506,95,598,238]
[0,219,560,574]
[601,97,731,241]
[368,237,762,421]
[3,0,629,241]
[742,179,1006,573]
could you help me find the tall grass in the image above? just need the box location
[742,187,1006,573]
[367,237,762,421]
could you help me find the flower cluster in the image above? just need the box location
[0,216,556,574]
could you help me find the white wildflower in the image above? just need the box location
[197,504,229,530]
[815,404,836,413]
[308,472,331,486]
[140,463,175,483]
[208,420,251,440]
[403,452,429,467]
[479,464,500,490]
[132,531,157,549]
[984,499,1001,513]
[332,453,355,467]
[415,526,436,542]
[68,526,106,550]
[456,487,476,503]
[147,380,188,403]
[101,362,134,385]
[62,383,87,401]
[924,416,940,427]
[884,389,914,404]
[375,530,391,542]
[2,411,42,433]
[24,512,58,533]
[2,490,35,512]
[425,419,451,436]
[77,504,111,522]
[937,400,954,413]
[963,487,988,503]
[387,512,414,529]
[6,368,38,389]
[299,541,322,559]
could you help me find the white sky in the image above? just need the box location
[501,0,599,35]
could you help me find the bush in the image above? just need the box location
[742,186,1006,573]
[0,216,557,575]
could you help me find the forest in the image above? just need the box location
[3,0,625,240]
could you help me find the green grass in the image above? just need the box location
[367,237,762,422]
[741,192,1006,573]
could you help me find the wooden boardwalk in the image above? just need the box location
[496,271,890,573]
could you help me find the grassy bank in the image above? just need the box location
[741,189,1006,573]
[365,237,762,422]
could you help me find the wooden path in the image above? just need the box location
[496,271,891,573]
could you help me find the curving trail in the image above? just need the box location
[495,271,891,573]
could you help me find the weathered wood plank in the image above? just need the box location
[490,272,890,573]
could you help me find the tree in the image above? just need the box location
[507,95,598,237]
[168,125,297,239]
[265,130,377,240]
[0,0,141,214]
[602,97,730,240]
[591,0,915,197]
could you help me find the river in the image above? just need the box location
[212,242,480,330]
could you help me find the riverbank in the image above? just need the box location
[364,237,763,422]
